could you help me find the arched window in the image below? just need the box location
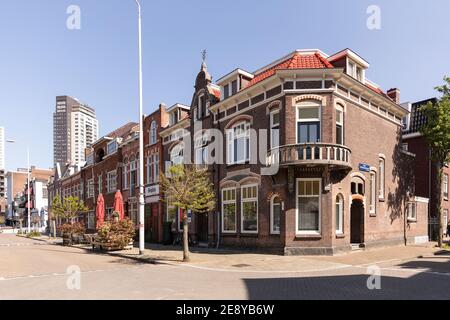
[335,194,344,234]
[170,143,184,165]
[378,156,385,200]
[370,170,377,214]
[270,195,281,234]
[336,104,344,145]
[150,121,157,145]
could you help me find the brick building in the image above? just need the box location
[402,98,450,240]
[169,48,429,254]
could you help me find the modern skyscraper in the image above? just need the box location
[0,126,5,170]
[53,96,99,167]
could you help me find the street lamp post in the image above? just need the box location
[135,0,145,255]
[6,140,31,233]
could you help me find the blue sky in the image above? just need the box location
[0,0,449,171]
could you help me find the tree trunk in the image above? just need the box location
[19,220,23,234]
[436,166,444,247]
[182,213,190,262]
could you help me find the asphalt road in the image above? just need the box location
[0,234,449,300]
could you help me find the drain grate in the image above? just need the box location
[232,264,252,268]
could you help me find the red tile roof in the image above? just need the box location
[246,52,334,88]
[366,83,388,98]
[106,122,138,139]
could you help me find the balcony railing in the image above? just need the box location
[267,143,352,169]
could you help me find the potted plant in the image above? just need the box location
[94,219,135,251]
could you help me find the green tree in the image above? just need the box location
[160,164,216,262]
[51,194,89,225]
[420,76,450,247]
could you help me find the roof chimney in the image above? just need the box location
[387,88,400,104]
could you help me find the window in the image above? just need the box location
[150,121,157,145]
[379,157,385,200]
[197,94,206,119]
[130,158,137,189]
[231,80,238,95]
[107,141,118,155]
[123,158,129,190]
[270,195,281,234]
[444,209,449,234]
[336,105,344,145]
[348,61,355,77]
[97,174,102,195]
[444,174,449,200]
[224,84,230,99]
[241,185,258,233]
[402,143,408,151]
[169,111,178,126]
[107,171,117,193]
[270,110,280,149]
[407,202,417,221]
[297,102,320,144]
[154,154,159,182]
[222,188,236,233]
[335,194,344,234]
[87,179,94,198]
[147,156,153,184]
[195,133,209,165]
[227,121,250,164]
[87,212,95,229]
[170,144,184,165]
[370,171,376,214]
[297,179,321,233]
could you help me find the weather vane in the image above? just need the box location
[201,49,207,63]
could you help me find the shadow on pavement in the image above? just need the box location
[243,272,450,300]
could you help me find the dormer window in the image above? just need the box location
[169,110,179,126]
[348,60,364,82]
[224,84,230,99]
[107,140,118,155]
[222,79,239,100]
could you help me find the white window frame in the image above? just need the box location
[87,179,94,198]
[240,184,258,234]
[227,121,250,165]
[379,157,385,200]
[336,105,344,145]
[146,156,153,184]
[407,202,417,222]
[335,194,344,235]
[153,154,160,183]
[270,109,280,150]
[270,195,281,235]
[107,140,118,155]
[170,143,184,166]
[106,170,117,194]
[150,121,157,145]
[370,171,376,214]
[295,101,322,144]
[221,187,237,233]
[444,174,449,200]
[296,178,321,235]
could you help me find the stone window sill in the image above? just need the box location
[336,233,345,239]
[295,233,322,240]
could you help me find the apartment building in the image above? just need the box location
[402,98,450,240]
[167,48,429,254]
[53,96,99,167]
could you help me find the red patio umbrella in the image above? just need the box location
[113,190,125,220]
[96,194,105,230]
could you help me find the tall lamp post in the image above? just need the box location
[134,0,145,255]
[6,140,31,233]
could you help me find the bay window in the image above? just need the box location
[241,185,258,233]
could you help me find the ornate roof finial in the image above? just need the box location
[201,49,207,64]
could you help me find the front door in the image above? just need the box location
[196,213,208,242]
[350,199,364,244]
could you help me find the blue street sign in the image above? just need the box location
[359,163,371,172]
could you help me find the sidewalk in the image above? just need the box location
[28,235,446,273]
[107,242,444,273]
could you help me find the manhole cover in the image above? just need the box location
[232,264,252,268]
